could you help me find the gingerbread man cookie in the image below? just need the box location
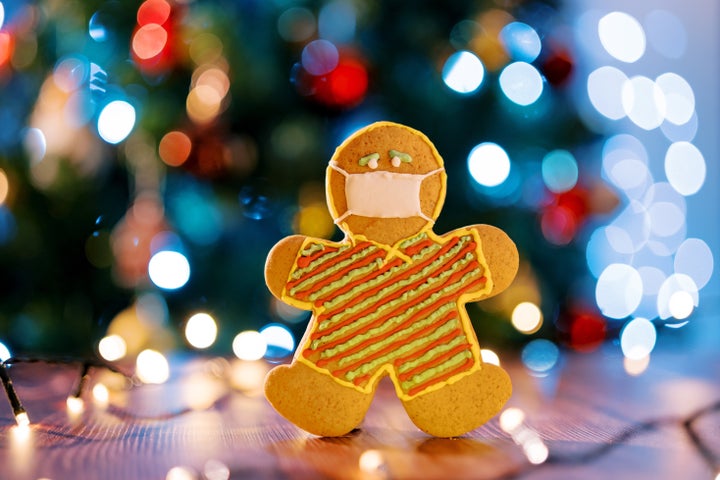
[264,121,519,437]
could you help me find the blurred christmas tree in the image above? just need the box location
[0,0,616,359]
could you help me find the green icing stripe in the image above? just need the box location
[397,335,467,374]
[300,243,325,257]
[307,259,388,302]
[344,317,460,381]
[291,244,350,280]
[329,302,457,365]
[399,350,472,392]
[289,245,378,295]
[312,242,442,306]
[317,242,476,332]
[399,232,429,249]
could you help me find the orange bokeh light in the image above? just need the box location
[159,131,192,167]
[132,24,168,60]
[137,0,171,26]
[0,32,13,67]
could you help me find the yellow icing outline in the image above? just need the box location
[283,226,495,401]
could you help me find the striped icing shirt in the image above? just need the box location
[284,229,492,399]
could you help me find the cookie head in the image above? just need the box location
[327,122,447,244]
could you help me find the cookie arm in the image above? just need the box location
[455,224,519,299]
[264,235,307,300]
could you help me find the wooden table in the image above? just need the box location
[0,345,718,480]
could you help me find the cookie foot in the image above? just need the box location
[264,361,374,437]
[401,363,511,437]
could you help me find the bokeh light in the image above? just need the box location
[166,466,197,480]
[656,73,694,125]
[623,355,650,376]
[620,317,656,359]
[132,24,168,60]
[621,76,665,130]
[136,349,170,384]
[480,349,500,366]
[674,238,713,289]
[541,150,578,193]
[204,459,229,480]
[259,324,295,359]
[521,339,559,376]
[358,450,384,475]
[301,39,338,75]
[137,0,171,26]
[511,302,543,334]
[664,142,705,196]
[92,383,110,406]
[97,100,136,144]
[467,142,511,187]
[277,7,315,43]
[232,331,267,361]
[499,22,541,62]
[442,50,485,94]
[98,334,127,361]
[657,273,698,320]
[595,263,643,319]
[0,169,8,205]
[598,12,645,63]
[499,408,525,433]
[644,10,686,59]
[499,61,543,106]
[667,291,694,320]
[587,66,628,120]
[89,11,109,42]
[148,250,191,290]
[185,313,218,349]
[0,3,4,31]
[318,0,356,44]
[0,340,10,362]
[159,131,192,167]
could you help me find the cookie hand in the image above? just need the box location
[264,235,306,300]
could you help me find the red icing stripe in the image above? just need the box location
[397,342,471,382]
[406,357,475,397]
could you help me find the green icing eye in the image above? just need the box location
[389,150,412,163]
[359,153,380,166]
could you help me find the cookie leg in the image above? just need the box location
[264,361,374,437]
[401,363,511,437]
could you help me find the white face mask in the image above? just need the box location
[329,162,444,224]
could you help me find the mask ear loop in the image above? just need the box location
[416,167,445,224]
[328,161,352,224]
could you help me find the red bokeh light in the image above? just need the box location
[0,32,13,67]
[137,0,172,26]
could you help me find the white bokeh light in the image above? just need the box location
[0,3,4,31]
[0,340,10,362]
[148,250,191,290]
[596,263,643,319]
[587,66,628,120]
[232,331,267,361]
[499,61,543,106]
[97,100,136,144]
[668,291,694,320]
[664,142,705,196]
[511,302,543,334]
[185,313,218,349]
[647,202,685,237]
[656,73,695,125]
[657,273,698,320]
[467,142,511,187]
[480,349,500,366]
[598,12,646,63]
[674,238,713,290]
[136,349,170,384]
[621,76,666,130]
[620,317,656,359]
[442,50,485,94]
[98,334,127,361]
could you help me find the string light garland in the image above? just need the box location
[1,356,718,478]
[0,361,29,427]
